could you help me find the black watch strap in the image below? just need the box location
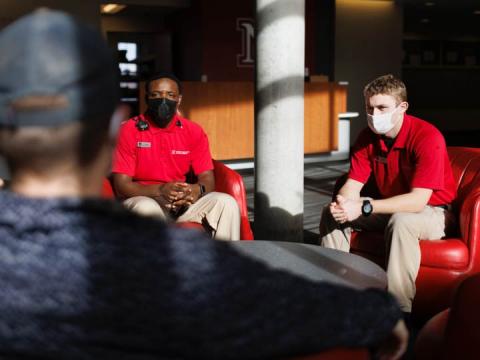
[362,199,373,217]
[199,184,206,198]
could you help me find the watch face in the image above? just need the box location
[363,201,373,215]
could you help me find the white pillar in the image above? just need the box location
[254,0,305,242]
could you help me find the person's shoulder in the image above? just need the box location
[177,116,206,133]
[408,114,444,140]
[406,115,447,153]
[119,114,144,131]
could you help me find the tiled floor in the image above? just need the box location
[238,159,350,243]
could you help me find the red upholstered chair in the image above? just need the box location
[415,274,480,360]
[335,147,480,321]
[212,160,254,240]
[102,160,254,240]
[101,177,115,198]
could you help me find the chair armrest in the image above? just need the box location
[458,191,480,272]
[213,160,254,240]
[102,177,115,198]
[443,274,480,359]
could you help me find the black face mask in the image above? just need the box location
[147,97,177,128]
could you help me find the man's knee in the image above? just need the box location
[319,204,335,232]
[123,196,165,218]
[321,204,332,218]
[387,213,416,231]
[206,192,239,213]
[386,212,421,243]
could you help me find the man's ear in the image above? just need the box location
[400,101,409,113]
[177,95,182,106]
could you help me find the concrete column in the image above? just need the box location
[255,0,305,242]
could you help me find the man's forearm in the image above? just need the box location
[371,191,431,214]
[338,178,364,201]
[114,179,164,200]
[338,188,360,201]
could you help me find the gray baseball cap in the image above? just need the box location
[0,9,118,127]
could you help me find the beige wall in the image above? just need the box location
[0,0,101,29]
[335,0,403,143]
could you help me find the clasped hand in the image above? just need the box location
[159,182,195,211]
[329,194,362,224]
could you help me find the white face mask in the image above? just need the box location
[366,106,399,135]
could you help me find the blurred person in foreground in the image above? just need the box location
[0,9,407,360]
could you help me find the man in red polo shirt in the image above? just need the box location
[319,74,457,314]
[112,73,240,241]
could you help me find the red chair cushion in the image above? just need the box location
[419,238,468,269]
[176,222,205,231]
[351,232,468,270]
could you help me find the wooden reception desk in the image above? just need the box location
[140,81,346,161]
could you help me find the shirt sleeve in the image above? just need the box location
[190,126,214,175]
[411,131,447,190]
[348,129,373,184]
[111,120,137,177]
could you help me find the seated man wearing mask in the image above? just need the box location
[320,74,456,317]
[0,11,408,359]
[112,73,240,241]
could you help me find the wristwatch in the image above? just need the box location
[362,200,373,217]
[199,183,206,198]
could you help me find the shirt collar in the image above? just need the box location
[143,113,181,134]
[392,113,411,149]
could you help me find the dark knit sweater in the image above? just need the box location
[0,191,402,359]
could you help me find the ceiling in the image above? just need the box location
[101,0,480,39]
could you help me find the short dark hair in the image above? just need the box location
[145,72,183,95]
[0,115,110,174]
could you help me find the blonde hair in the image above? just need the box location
[363,74,407,105]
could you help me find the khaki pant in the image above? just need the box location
[123,192,240,241]
[319,205,456,312]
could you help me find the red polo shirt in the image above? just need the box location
[348,114,456,206]
[112,114,214,184]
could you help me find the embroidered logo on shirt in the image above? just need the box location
[171,150,190,155]
[137,141,151,148]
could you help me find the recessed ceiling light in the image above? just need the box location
[420,18,430,23]
[425,2,435,6]
[100,4,126,14]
